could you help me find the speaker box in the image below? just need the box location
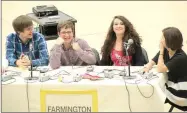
[27,10,77,40]
[39,24,58,40]
[37,23,76,41]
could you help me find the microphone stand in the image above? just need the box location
[25,41,39,81]
[125,46,131,77]
[123,43,137,79]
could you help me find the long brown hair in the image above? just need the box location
[101,15,142,61]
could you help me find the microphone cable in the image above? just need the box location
[49,70,71,80]
[135,79,154,98]
[102,67,132,112]
[39,69,71,81]
[135,74,159,98]
[115,68,132,112]
[25,71,41,112]
[122,75,132,112]
[26,79,30,112]
[120,69,159,112]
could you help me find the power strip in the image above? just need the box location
[142,72,154,79]
[2,73,13,82]
[6,71,21,76]
[36,67,49,73]
[86,66,94,72]
[60,73,82,83]
[39,73,50,82]
[73,74,82,82]
[39,68,49,73]
[104,69,114,79]
[119,70,127,76]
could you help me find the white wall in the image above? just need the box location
[2,1,187,60]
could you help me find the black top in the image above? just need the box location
[152,49,187,83]
[152,49,187,110]
[99,44,146,66]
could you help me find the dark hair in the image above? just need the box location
[162,27,183,51]
[12,15,33,33]
[101,15,142,61]
[57,20,74,33]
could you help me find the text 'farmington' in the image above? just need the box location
[48,106,92,112]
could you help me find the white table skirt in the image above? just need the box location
[2,66,166,112]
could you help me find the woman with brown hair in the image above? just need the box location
[100,15,145,66]
[144,27,187,111]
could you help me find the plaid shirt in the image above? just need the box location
[6,32,49,67]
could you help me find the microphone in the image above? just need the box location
[123,39,136,79]
[124,39,133,50]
